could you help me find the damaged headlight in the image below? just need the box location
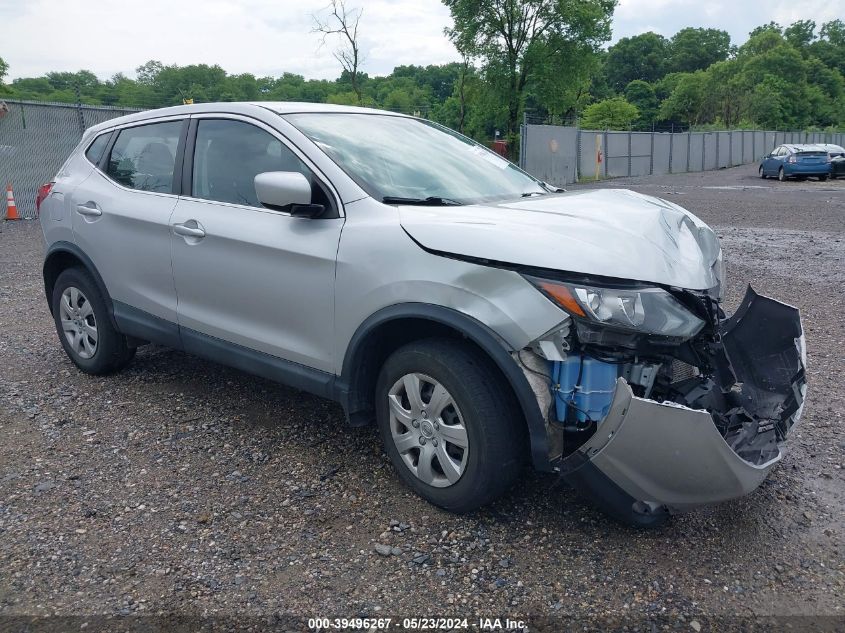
[526,276,705,339]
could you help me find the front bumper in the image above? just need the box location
[561,288,807,524]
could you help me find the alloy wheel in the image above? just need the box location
[387,373,469,488]
[59,286,98,359]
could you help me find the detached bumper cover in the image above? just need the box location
[561,288,807,522]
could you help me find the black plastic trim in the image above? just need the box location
[112,301,182,350]
[182,118,198,196]
[171,119,191,196]
[180,327,335,399]
[339,302,554,472]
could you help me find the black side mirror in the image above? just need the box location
[289,203,326,219]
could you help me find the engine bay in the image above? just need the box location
[520,286,807,468]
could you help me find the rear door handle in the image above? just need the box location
[76,204,102,217]
[173,222,206,238]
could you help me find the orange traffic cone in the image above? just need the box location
[5,184,20,220]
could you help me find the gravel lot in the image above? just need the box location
[0,164,843,631]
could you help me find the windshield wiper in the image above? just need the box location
[381,196,464,206]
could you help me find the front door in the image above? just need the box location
[169,116,343,373]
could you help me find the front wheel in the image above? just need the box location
[51,268,136,375]
[375,338,525,513]
[818,175,828,182]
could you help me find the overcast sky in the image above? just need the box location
[2,0,841,81]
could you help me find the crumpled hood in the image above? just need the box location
[399,189,721,290]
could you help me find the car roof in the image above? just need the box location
[819,143,845,152]
[84,101,409,137]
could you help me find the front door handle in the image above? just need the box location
[76,204,102,217]
[173,222,206,239]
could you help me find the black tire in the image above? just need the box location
[778,167,786,182]
[51,267,135,375]
[759,165,766,179]
[818,175,828,182]
[375,338,525,513]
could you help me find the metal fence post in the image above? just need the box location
[668,131,674,174]
[603,130,608,178]
[728,131,733,167]
[649,131,654,175]
[576,129,582,182]
[686,130,691,172]
[627,130,632,177]
[715,132,720,168]
[518,112,525,170]
[74,84,85,137]
[701,133,706,171]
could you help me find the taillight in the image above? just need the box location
[35,182,54,215]
[788,156,797,164]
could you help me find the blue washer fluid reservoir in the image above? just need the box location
[551,356,618,424]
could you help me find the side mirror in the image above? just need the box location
[254,171,325,218]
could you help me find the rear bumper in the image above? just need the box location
[561,288,807,523]
[784,163,831,176]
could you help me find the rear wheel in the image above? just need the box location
[759,165,766,179]
[52,268,135,375]
[778,167,786,182]
[375,338,525,513]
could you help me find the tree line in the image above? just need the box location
[1,1,843,149]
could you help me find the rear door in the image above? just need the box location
[763,146,780,175]
[169,115,344,373]
[71,118,187,326]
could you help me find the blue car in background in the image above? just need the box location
[759,144,831,181]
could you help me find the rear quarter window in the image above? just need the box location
[85,133,111,166]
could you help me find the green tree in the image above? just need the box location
[810,20,845,76]
[580,96,638,129]
[748,22,782,39]
[658,71,707,125]
[624,79,658,128]
[669,27,731,73]
[0,57,8,84]
[443,0,616,140]
[604,32,669,91]
[784,20,815,50]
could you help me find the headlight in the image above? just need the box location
[526,276,705,339]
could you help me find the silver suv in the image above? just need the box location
[40,103,806,526]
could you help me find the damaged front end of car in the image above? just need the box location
[516,278,807,526]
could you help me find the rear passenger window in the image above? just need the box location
[106,121,182,193]
[192,119,314,208]
[85,133,111,166]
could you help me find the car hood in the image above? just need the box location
[398,189,721,290]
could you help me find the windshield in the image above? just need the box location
[284,113,545,205]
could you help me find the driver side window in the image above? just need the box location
[192,119,315,209]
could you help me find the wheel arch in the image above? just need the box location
[43,242,117,329]
[337,303,553,472]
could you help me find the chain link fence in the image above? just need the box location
[521,123,845,187]
[0,99,142,219]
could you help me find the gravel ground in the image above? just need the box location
[0,164,843,632]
